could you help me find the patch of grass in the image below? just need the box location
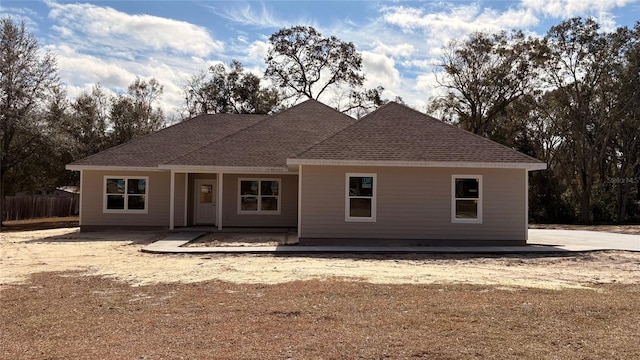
[1,216,79,232]
[1,272,639,359]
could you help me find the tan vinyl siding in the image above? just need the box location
[300,166,526,241]
[222,174,298,227]
[81,170,170,227]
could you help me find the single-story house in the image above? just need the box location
[66,100,546,245]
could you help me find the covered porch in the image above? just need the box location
[167,170,299,231]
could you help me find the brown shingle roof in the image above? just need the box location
[290,102,545,165]
[68,114,266,167]
[68,100,544,171]
[165,100,356,168]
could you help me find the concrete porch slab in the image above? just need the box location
[142,232,206,253]
[141,229,640,254]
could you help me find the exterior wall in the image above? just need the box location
[80,171,297,230]
[299,166,527,242]
[81,170,171,229]
[221,174,298,227]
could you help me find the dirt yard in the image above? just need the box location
[529,223,640,235]
[2,227,640,359]
[2,227,639,289]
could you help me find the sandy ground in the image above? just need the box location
[1,227,639,290]
[530,223,640,235]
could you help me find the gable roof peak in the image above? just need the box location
[290,99,546,167]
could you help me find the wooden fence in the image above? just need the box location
[2,196,79,221]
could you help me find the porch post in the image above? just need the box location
[184,172,188,226]
[297,165,302,237]
[169,170,175,230]
[217,172,223,230]
[524,169,528,242]
[79,169,84,227]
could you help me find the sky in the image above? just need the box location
[2,0,639,119]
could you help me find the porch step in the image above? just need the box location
[163,232,207,241]
[142,232,206,253]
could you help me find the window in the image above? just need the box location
[238,178,280,214]
[200,185,213,204]
[104,176,148,213]
[452,175,482,223]
[346,173,376,222]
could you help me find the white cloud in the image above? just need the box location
[374,3,541,65]
[45,42,207,117]
[372,42,416,57]
[362,51,401,89]
[415,72,442,93]
[521,0,634,31]
[1,6,43,34]
[382,4,539,36]
[36,1,233,119]
[47,1,223,57]
[50,44,133,89]
[521,0,634,17]
[247,40,270,64]
[204,2,292,29]
[0,5,38,18]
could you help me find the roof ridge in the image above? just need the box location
[289,102,406,158]
[290,104,365,158]
[276,98,356,121]
[165,99,357,167]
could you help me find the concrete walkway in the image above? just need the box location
[528,229,640,251]
[141,229,639,254]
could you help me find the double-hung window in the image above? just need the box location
[238,178,281,214]
[104,176,148,213]
[452,175,482,223]
[345,173,376,222]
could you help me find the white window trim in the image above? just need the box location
[103,176,149,214]
[345,173,377,222]
[451,175,482,224]
[237,178,281,215]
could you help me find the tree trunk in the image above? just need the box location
[616,184,629,223]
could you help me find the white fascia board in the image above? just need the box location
[286,159,547,171]
[158,164,297,174]
[65,165,165,172]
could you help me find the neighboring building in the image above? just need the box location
[13,186,80,215]
[15,186,80,198]
[66,100,546,245]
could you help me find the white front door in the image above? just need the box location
[194,179,216,225]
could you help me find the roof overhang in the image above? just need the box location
[67,163,298,174]
[157,164,297,174]
[65,165,165,172]
[286,159,547,171]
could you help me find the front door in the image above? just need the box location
[194,179,216,225]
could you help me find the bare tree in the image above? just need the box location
[539,18,627,223]
[110,78,164,144]
[429,30,540,138]
[265,26,382,115]
[184,60,281,117]
[0,17,58,226]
